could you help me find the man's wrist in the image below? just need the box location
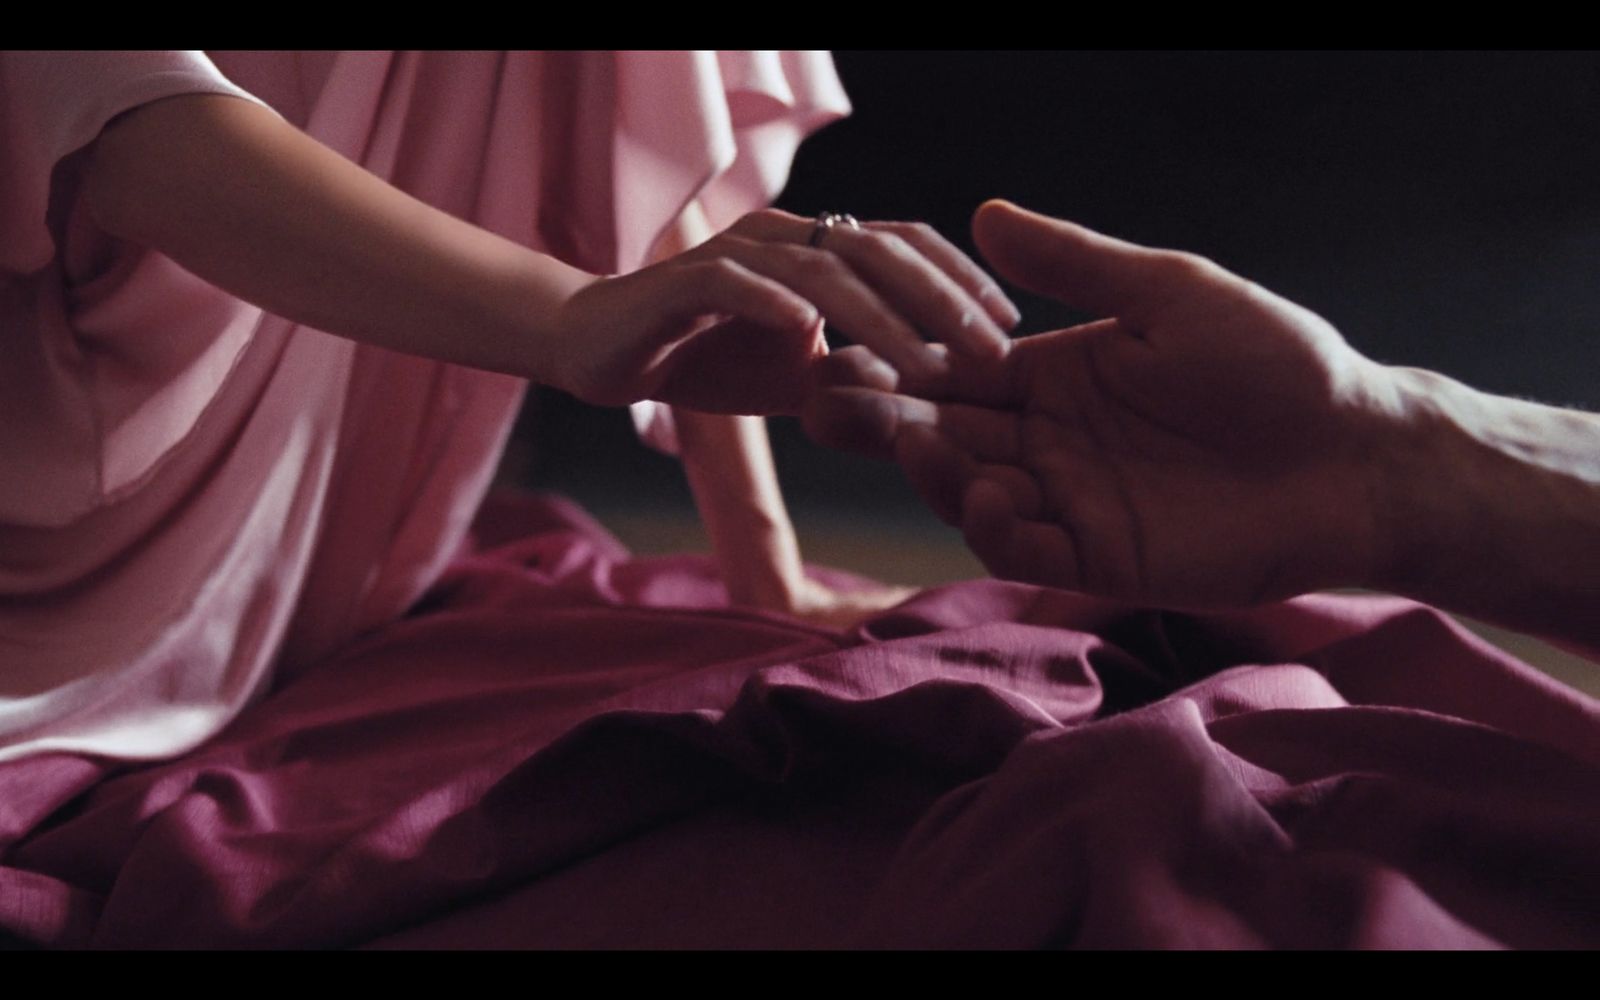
[1370,365,1600,645]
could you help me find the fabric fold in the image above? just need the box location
[3,493,1593,949]
[1,51,846,762]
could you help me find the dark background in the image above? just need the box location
[511,51,1600,563]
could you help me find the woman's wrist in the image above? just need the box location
[494,258,603,389]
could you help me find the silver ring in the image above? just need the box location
[808,212,861,247]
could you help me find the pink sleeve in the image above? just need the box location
[0,50,269,274]
[612,51,851,454]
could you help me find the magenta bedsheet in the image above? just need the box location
[2,493,1596,949]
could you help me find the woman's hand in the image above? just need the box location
[84,99,1014,418]
[546,209,1021,415]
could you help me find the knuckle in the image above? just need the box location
[699,257,745,284]
[731,207,789,238]
[1157,250,1224,283]
[886,220,939,243]
[790,245,844,277]
[770,243,813,265]
[861,228,910,257]
[706,233,755,258]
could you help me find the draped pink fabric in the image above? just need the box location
[0,51,848,761]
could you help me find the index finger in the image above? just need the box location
[821,223,1012,361]
[868,220,1021,332]
[730,208,1014,362]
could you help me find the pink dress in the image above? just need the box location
[2,53,1595,952]
[0,51,850,761]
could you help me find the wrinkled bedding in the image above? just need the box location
[3,492,1595,949]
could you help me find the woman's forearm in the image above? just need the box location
[1377,367,1600,656]
[676,410,808,608]
[649,201,809,608]
[84,93,596,381]
[91,92,813,607]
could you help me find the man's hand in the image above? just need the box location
[807,200,1405,609]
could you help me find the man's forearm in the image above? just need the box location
[1376,368,1600,656]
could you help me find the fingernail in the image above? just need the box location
[863,353,899,387]
[979,316,1012,355]
[907,344,949,383]
[985,289,1022,328]
[896,397,941,429]
[959,309,1011,360]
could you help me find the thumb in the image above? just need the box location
[971,200,1176,321]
